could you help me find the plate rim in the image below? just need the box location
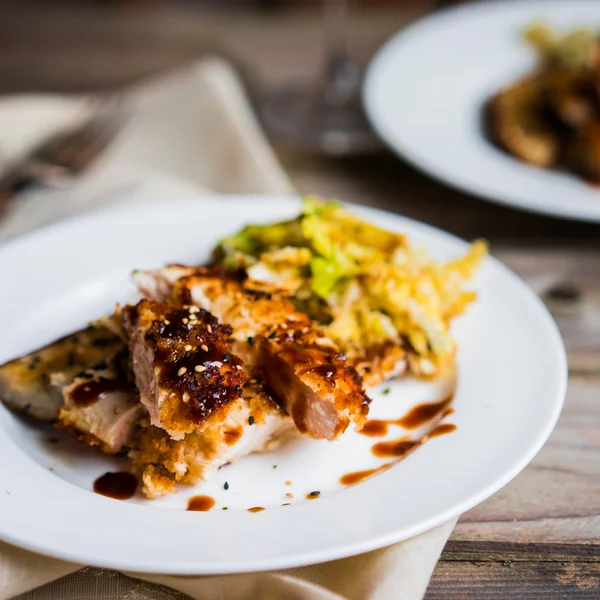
[0,195,568,573]
[363,0,600,223]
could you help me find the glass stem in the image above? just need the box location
[323,0,360,106]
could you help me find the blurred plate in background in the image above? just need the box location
[364,0,600,223]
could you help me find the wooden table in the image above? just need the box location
[1,4,598,597]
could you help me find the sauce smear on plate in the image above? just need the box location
[360,394,454,437]
[187,495,215,511]
[430,423,457,438]
[93,472,137,500]
[371,438,419,459]
[340,463,392,486]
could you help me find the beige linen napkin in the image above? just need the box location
[0,58,455,600]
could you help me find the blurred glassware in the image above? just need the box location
[258,0,381,156]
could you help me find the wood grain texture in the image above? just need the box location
[0,5,598,596]
[426,543,600,598]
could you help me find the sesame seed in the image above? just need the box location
[207,324,212,333]
[286,492,294,498]
[236,365,243,370]
[189,306,199,313]
[268,331,277,339]
[201,344,209,352]
[194,365,206,373]
[164,319,170,325]
[182,318,189,324]
[224,482,229,490]
[248,416,255,425]
[182,392,190,402]
[309,491,320,497]
[184,344,192,351]
[178,367,187,376]
[248,336,254,346]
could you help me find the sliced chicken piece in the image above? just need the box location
[135,267,370,440]
[122,300,246,440]
[0,327,124,421]
[58,362,142,454]
[131,380,294,498]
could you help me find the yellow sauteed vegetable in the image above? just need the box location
[214,197,487,380]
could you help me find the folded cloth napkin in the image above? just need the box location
[0,57,455,600]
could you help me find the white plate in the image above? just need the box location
[364,0,600,222]
[0,196,566,573]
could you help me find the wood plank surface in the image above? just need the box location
[0,4,598,597]
[425,542,600,599]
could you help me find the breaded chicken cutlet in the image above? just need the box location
[121,299,294,497]
[0,302,295,498]
[0,326,142,453]
[122,300,246,440]
[134,266,371,440]
[131,379,293,498]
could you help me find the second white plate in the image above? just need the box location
[364,0,600,222]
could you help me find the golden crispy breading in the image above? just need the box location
[135,267,370,440]
[352,343,408,387]
[0,326,124,421]
[130,380,293,498]
[122,300,246,440]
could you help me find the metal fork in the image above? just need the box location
[0,102,129,214]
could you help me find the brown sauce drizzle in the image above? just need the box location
[430,423,457,438]
[359,394,454,437]
[71,379,121,407]
[372,438,419,458]
[360,420,389,437]
[187,495,215,511]
[340,463,392,486]
[307,364,338,379]
[248,506,265,513]
[223,427,243,445]
[93,472,137,500]
[343,395,458,488]
[147,306,244,422]
[395,394,454,429]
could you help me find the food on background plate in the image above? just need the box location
[0,198,486,499]
[487,23,600,182]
